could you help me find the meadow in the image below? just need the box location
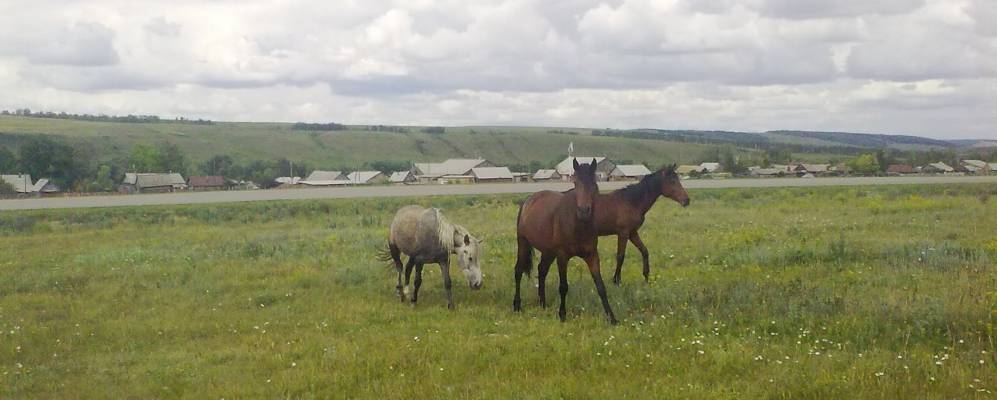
[0,183,994,398]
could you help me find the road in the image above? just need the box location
[2,176,995,211]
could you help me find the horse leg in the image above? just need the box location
[440,259,455,310]
[556,257,569,322]
[391,244,406,301]
[612,234,629,286]
[536,253,555,309]
[630,232,652,283]
[584,253,618,325]
[513,236,532,312]
[403,256,416,300]
[411,263,424,304]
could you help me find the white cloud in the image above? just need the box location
[0,0,993,139]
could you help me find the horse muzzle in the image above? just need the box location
[682,198,690,207]
[470,282,483,290]
[577,206,593,221]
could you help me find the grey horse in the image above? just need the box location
[384,205,483,309]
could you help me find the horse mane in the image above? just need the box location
[616,165,675,206]
[433,208,471,253]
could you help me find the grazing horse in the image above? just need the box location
[513,158,617,324]
[384,205,483,309]
[596,164,690,285]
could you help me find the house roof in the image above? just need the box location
[555,156,608,175]
[300,179,350,186]
[750,168,782,176]
[1,174,33,193]
[414,159,489,176]
[346,171,384,183]
[795,163,830,172]
[612,164,652,177]
[886,164,915,174]
[305,170,344,182]
[471,167,514,180]
[533,169,560,179]
[275,176,301,184]
[699,162,721,172]
[927,162,954,172]
[134,173,186,188]
[389,171,412,182]
[675,165,705,174]
[31,178,59,192]
[188,175,225,187]
[962,160,987,168]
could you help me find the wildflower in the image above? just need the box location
[875,372,884,377]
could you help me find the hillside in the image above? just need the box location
[0,116,733,169]
[0,114,971,174]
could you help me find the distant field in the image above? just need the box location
[1,184,993,398]
[0,116,725,168]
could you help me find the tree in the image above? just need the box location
[848,153,880,175]
[86,165,115,192]
[0,146,15,172]
[200,154,237,176]
[128,144,162,172]
[156,142,187,174]
[765,147,792,165]
[18,136,84,189]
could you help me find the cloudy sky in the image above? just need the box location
[1,0,995,139]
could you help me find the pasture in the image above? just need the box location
[0,184,994,398]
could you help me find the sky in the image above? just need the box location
[0,0,995,140]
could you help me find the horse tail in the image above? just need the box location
[375,244,399,271]
[515,200,534,278]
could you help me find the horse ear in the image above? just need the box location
[572,158,580,170]
[464,234,471,246]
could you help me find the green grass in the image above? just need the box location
[0,115,723,168]
[1,184,994,398]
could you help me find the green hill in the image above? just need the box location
[0,116,732,169]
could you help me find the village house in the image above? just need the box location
[749,167,785,177]
[299,171,346,186]
[532,169,561,181]
[187,175,226,191]
[676,165,707,175]
[792,163,831,176]
[886,164,916,175]
[412,158,493,183]
[699,162,722,173]
[345,171,388,185]
[922,162,955,174]
[554,156,615,181]
[1,174,35,194]
[961,160,991,174]
[388,170,416,184]
[609,164,652,181]
[470,167,515,183]
[30,178,60,195]
[120,173,187,193]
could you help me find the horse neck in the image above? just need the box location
[626,177,662,215]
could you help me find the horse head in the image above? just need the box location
[659,163,690,207]
[572,158,599,222]
[454,231,483,290]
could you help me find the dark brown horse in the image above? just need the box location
[596,164,689,284]
[513,158,617,324]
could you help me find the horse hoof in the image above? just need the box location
[612,276,621,286]
[513,300,522,312]
[608,317,619,325]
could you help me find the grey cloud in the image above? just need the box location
[752,0,925,19]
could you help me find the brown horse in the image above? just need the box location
[513,158,617,324]
[596,164,689,285]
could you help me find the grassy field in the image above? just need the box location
[0,115,724,168]
[0,184,994,398]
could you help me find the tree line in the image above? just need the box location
[2,109,213,125]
